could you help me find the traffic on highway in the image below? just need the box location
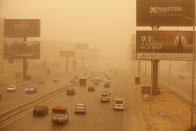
[0,0,195,131]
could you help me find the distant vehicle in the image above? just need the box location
[75,104,86,114]
[33,105,49,116]
[38,80,45,84]
[51,106,69,125]
[88,86,95,91]
[70,78,77,84]
[104,81,111,88]
[113,98,124,111]
[66,87,75,95]
[79,79,86,87]
[100,91,110,102]
[25,86,37,94]
[6,85,16,92]
[53,79,59,82]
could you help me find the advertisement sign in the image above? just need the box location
[60,51,75,57]
[74,43,88,50]
[4,19,40,37]
[4,41,40,59]
[136,0,195,26]
[136,31,193,60]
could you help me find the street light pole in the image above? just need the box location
[184,16,195,129]
[191,17,195,129]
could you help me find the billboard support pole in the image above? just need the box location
[23,37,28,81]
[151,26,160,95]
[66,56,69,73]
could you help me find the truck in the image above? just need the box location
[79,79,86,87]
[51,106,69,125]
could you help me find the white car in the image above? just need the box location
[100,92,110,102]
[75,104,86,114]
[113,98,124,111]
[25,86,37,94]
[6,85,16,92]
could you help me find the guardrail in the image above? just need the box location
[135,91,155,131]
[0,83,73,127]
[133,77,155,131]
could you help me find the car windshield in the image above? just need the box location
[52,108,66,114]
[115,100,123,104]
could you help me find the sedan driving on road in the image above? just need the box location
[25,86,37,94]
[33,105,49,116]
[75,104,86,114]
[66,87,75,95]
[113,98,124,111]
[6,85,16,92]
[88,86,95,91]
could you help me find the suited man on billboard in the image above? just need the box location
[174,33,187,53]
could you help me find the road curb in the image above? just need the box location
[133,79,155,131]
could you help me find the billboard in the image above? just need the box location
[74,43,88,50]
[60,51,75,57]
[4,41,40,59]
[136,31,193,60]
[136,0,195,26]
[4,19,40,37]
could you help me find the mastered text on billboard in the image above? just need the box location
[136,0,195,26]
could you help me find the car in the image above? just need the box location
[6,85,16,92]
[113,98,124,111]
[51,106,69,125]
[25,86,37,94]
[104,81,111,88]
[100,91,110,102]
[75,104,86,114]
[66,88,75,95]
[38,80,45,84]
[88,86,95,91]
[33,105,49,116]
[53,79,59,82]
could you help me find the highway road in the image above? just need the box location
[0,73,74,113]
[0,72,148,131]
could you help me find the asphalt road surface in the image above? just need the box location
[0,73,148,131]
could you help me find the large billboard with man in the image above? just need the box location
[136,0,195,26]
[136,31,193,60]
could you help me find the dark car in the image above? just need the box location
[66,88,75,95]
[33,105,49,116]
[53,79,59,82]
[88,86,95,91]
[25,86,37,94]
[104,81,111,88]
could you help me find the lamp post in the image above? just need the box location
[184,16,195,129]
